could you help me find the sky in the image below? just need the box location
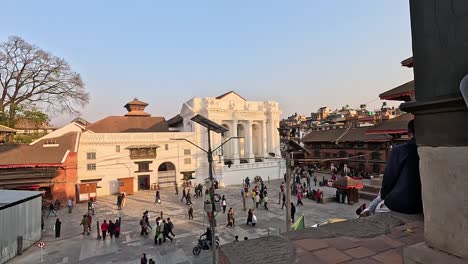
[0,1,414,125]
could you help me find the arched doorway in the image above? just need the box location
[158,162,176,188]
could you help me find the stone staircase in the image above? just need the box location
[359,177,382,201]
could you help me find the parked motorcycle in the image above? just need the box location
[192,235,220,256]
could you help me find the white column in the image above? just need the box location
[262,120,268,158]
[246,120,255,163]
[232,119,240,165]
[274,120,281,156]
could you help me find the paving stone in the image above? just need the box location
[296,252,326,264]
[323,237,360,251]
[343,246,376,258]
[342,258,380,264]
[397,233,424,246]
[357,237,393,253]
[294,239,329,251]
[371,249,402,264]
[378,235,405,248]
[313,247,352,264]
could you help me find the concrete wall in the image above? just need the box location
[418,146,468,259]
[221,161,285,186]
[78,132,197,195]
[0,196,41,264]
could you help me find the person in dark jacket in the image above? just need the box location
[55,218,61,238]
[362,120,422,215]
[162,220,173,242]
[290,203,296,223]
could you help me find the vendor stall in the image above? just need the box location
[333,176,364,204]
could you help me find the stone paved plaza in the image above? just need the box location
[11,174,366,264]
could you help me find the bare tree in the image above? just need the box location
[0,36,89,126]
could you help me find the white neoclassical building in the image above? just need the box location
[169,91,284,186]
[32,93,284,197]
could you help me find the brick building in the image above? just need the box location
[0,132,78,201]
[301,127,392,175]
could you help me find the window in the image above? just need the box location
[135,161,152,172]
[184,158,191,164]
[87,152,96,160]
[165,144,169,150]
[184,149,191,155]
[87,163,96,170]
[116,145,120,152]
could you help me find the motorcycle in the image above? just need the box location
[192,235,220,256]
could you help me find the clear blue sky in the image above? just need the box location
[0,1,413,125]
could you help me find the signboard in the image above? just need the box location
[36,241,46,248]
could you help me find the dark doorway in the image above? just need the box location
[138,175,150,190]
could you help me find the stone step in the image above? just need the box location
[370,177,383,186]
[359,190,378,201]
[361,184,380,193]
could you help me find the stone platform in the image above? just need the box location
[219,212,425,264]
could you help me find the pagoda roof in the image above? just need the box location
[379,80,414,102]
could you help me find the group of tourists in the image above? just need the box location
[100,219,121,239]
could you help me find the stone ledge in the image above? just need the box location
[403,242,468,264]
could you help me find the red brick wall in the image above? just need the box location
[51,152,78,202]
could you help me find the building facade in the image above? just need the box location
[172,91,284,185]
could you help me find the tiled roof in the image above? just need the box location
[14,119,56,130]
[86,116,169,133]
[379,80,414,101]
[366,114,413,135]
[0,124,16,133]
[0,132,78,167]
[301,127,392,143]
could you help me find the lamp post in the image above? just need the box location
[172,114,242,264]
[278,127,292,231]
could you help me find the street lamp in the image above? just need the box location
[172,114,242,264]
[278,126,310,232]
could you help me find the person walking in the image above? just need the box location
[226,208,234,228]
[245,177,250,188]
[188,205,194,220]
[251,210,257,227]
[246,209,253,225]
[67,197,73,213]
[121,192,127,208]
[291,203,296,223]
[281,192,286,209]
[251,189,256,207]
[47,202,57,218]
[162,220,173,243]
[114,219,121,238]
[144,211,152,231]
[264,195,269,210]
[174,181,179,196]
[140,253,148,264]
[55,218,61,238]
[87,213,92,232]
[108,220,115,239]
[313,176,318,187]
[101,220,108,240]
[297,191,304,206]
[221,195,227,214]
[117,194,122,210]
[255,194,260,209]
[154,220,163,245]
[80,215,90,235]
[167,218,175,238]
[155,190,161,204]
[181,187,186,202]
[140,216,149,236]
[186,190,192,205]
